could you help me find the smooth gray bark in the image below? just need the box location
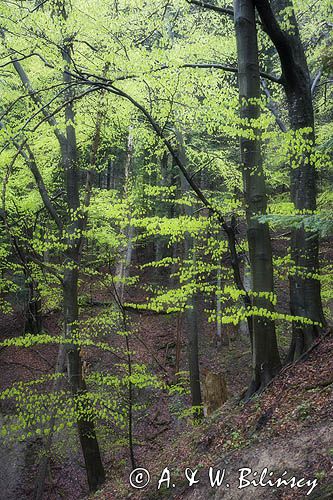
[234,0,281,396]
[254,0,326,361]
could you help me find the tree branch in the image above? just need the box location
[181,62,282,84]
[10,55,67,146]
[260,78,287,132]
[101,83,215,212]
[0,82,67,122]
[20,0,51,20]
[0,51,53,69]
[0,85,97,157]
[73,62,282,86]
[186,0,234,17]
[254,0,295,84]
[0,27,67,147]
[16,141,63,229]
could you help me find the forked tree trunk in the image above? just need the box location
[6,6,105,491]
[234,0,281,396]
[254,0,326,361]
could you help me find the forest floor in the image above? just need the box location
[0,280,255,499]
[0,306,332,500]
[0,240,332,499]
[95,332,333,500]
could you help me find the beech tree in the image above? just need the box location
[234,0,281,395]
[2,3,106,491]
[254,0,326,360]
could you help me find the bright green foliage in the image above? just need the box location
[0,0,331,466]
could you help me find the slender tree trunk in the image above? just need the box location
[238,256,251,338]
[184,263,203,417]
[216,266,222,346]
[155,152,171,264]
[24,278,42,334]
[63,268,105,491]
[33,346,66,500]
[113,130,136,470]
[254,0,326,361]
[116,129,135,298]
[107,160,113,190]
[124,326,136,471]
[234,0,281,396]
[175,312,183,377]
[177,132,203,417]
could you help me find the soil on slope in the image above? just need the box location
[95,334,333,500]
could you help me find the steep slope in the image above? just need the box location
[95,332,333,500]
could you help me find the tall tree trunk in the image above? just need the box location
[155,151,173,264]
[177,132,203,417]
[63,268,105,491]
[116,129,135,299]
[62,40,105,493]
[254,0,326,361]
[107,159,113,190]
[113,129,136,469]
[234,0,281,396]
[5,6,105,490]
[184,257,203,418]
[238,256,251,338]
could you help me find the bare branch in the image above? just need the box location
[72,61,282,86]
[186,0,234,18]
[19,0,51,20]
[10,55,67,146]
[260,78,287,132]
[0,83,92,157]
[0,51,53,69]
[16,142,63,229]
[102,83,215,212]
[181,62,282,84]
[0,82,67,122]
